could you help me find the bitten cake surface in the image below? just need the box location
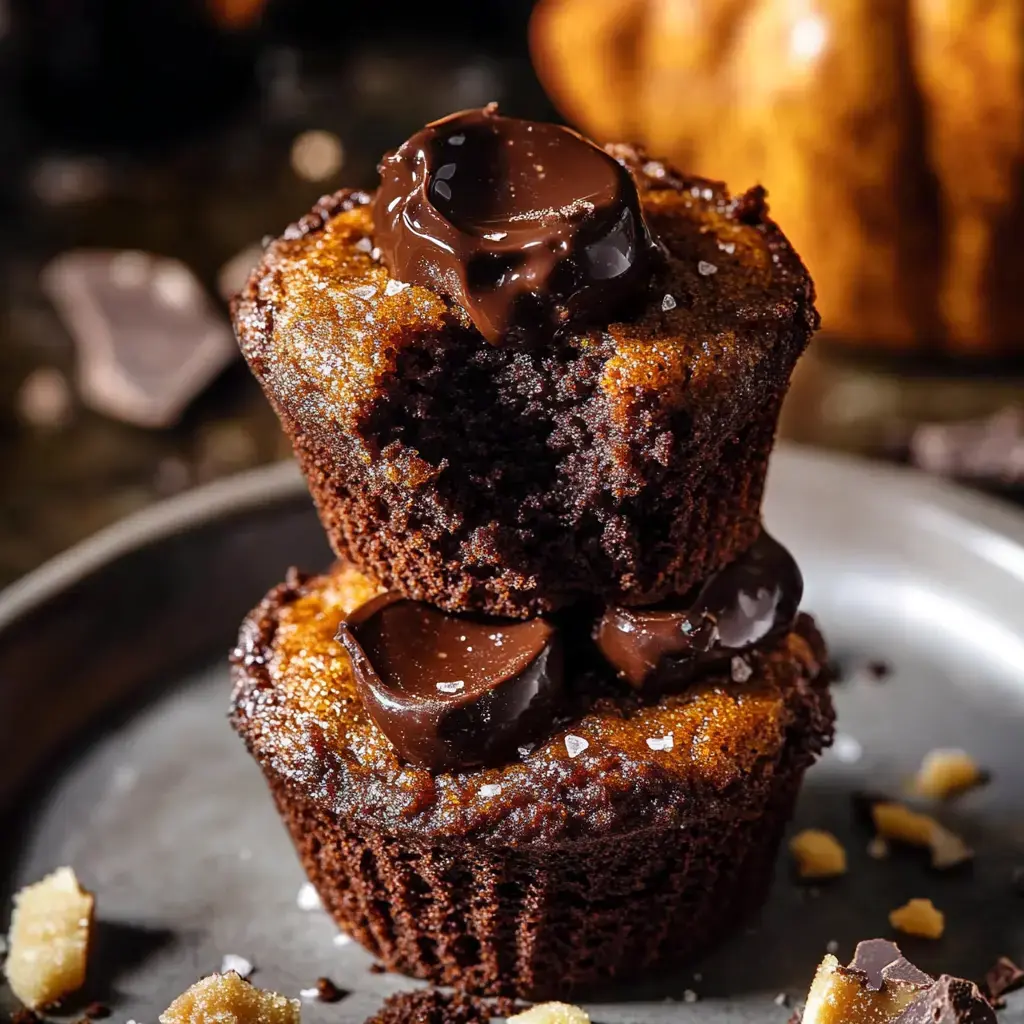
[232,144,818,617]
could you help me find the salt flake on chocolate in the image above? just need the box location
[564,735,589,758]
[436,680,465,694]
[646,734,674,751]
[731,656,753,683]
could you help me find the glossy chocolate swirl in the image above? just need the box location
[596,531,803,691]
[374,105,658,345]
[336,594,563,772]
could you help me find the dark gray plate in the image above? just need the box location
[2,448,1023,1024]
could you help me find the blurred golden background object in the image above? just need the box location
[530,0,1024,358]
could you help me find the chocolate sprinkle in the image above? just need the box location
[315,977,347,1003]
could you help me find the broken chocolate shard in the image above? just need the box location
[596,531,802,690]
[850,939,931,992]
[41,250,237,429]
[985,957,1024,1002]
[892,976,996,1024]
[336,594,563,771]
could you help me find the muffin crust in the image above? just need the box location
[230,562,834,848]
[232,152,818,617]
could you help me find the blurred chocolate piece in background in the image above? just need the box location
[910,408,1024,489]
[41,251,238,428]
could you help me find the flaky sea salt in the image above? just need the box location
[333,933,352,947]
[564,735,589,758]
[355,237,373,253]
[661,293,677,311]
[479,784,502,798]
[683,990,699,1003]
[297,882,321,911]
[731,656,753,683]
[436,680,465,694]
[719,241,736,254]
[351,285,376,300]
[300,988,321,1000]
[646,734,674,752]
[698,260,718,276]
[384,279,410,296]
[220,954,254,979]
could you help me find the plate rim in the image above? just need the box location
[3,442,1024,636]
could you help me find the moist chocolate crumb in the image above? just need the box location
[866,660,890,680]
[315,977,347,1003]
[369,963,386,974]
[83,1004,110,1020]
[363,990,516,1024]
[986,957,1024,1002]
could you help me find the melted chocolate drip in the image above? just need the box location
[336,594,563,772]
[374,105,658,345]
[595,532,802,690]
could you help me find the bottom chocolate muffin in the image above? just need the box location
[230,564,834,998]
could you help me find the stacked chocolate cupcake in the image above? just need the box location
[230,107,834,998]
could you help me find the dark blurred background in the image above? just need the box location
[0,0,1022,586]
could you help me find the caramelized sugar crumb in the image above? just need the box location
[870,801,973,871]
[160,972,300,1024]
[912,749,986,800]
[889,899,945,940]
[789,830,848,879]
[871,802,938,847]
[508,1004,590,1024]
[4,867,93,1010]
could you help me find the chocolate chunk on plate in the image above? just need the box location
[41,250,237,429]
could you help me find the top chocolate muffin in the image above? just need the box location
[233,107,818,617]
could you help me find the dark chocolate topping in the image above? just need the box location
[851,939,932,992]
[336,594,563,771]
[374,105,658,345]
[893,976,997,1024]
[596,531,802,690]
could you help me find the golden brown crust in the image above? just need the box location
[230,561,834,849]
